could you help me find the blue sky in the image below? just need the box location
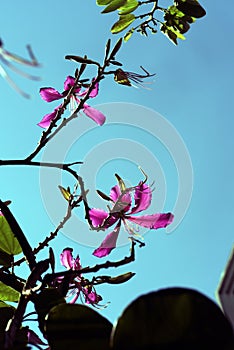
[0,0,233,325]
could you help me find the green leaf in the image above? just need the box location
[0,281,20,302]
[0,249,12,267]
[124,28,134,42]
[118,0,139,15]
[161,24,185,45]
[102,0,127,13]
[170,26,186,40]
[96,0,112,5]
[168,4,186,17]
[111,14,135,33]
[111,288,234,349]
[0,215,22,255]
[58,185,71,201]
[45,304,113,350]
[0,300,15,309]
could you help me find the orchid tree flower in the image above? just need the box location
[38,75,106,128]
[0,38,40,98]
[89,175,174,258]
[60,248,102,306]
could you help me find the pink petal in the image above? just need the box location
[64,76,75,91]
[126,213,174,229]
[110,185,132,213]
[89,208,109,227]
[89,208,118,228]
[40,87,63,102]
[60,248,81,271]
[130,182,152,214]
[37,109,58,128]
[69,293,79,304]
[84,290,102,305]
[89,81,99,97]
[27,329,47,346]
[110,185,121,202]
[78,80,99,98]
[83,105,106,125]
[93,223,121,258]
[110,186,132,216]
[60,248,74,269]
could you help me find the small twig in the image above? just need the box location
[13,204,73,267]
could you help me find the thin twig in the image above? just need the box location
[13,204,73,267]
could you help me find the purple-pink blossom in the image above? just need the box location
[60,248,102,306]
[89,177,174,258]
[38,76,106,128]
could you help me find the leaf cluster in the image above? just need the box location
[1,287,233,349]
[96,0,206,44]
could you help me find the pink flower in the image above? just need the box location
[60,248,102,306]
[89,177,174,258]
[38,76,106,128]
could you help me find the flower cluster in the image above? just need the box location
[38,75,106,128]
[89,176,174,257]
[60,248,102,306]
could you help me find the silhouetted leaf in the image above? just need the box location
[109,60,123,66]
[176,0,206,18]
[111,288,234,349]
[118,0,139,15]
[34,288,66,335]
[97,190,112,201]
[102,0,127,13]
[45,303,112,350]
[111,14,135,33]
[99,272,135,284]
[0,249,12,267]
[165,5,191,34]
[0,302,15,346]
[161,24,185,45]
[65,55,99,66]
[105,39,111,58]
[109,38,123,59]
[0,215,22,255]
[0,282,20,302]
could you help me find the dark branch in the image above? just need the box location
[43,241,136,286]
[0,200,36,270]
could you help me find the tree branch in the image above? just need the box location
[43,240,136,286]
